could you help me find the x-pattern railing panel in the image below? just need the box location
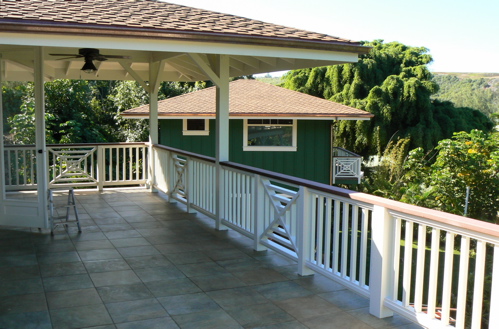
[334,158,359,176]
[259,179,301,259]
[170,155,187,201]
[49,147,97,187]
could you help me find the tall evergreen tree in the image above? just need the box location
[283,40,493,156]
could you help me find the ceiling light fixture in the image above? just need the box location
[81,58,97,73]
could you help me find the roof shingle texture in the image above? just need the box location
[0,0,356,43]
[122,79,373,119]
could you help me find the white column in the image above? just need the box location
[34,47,49,228]
[215,59,230,163]
[187,53,230,229]
[215,55,229,230]
[369,205,395,318]
[148,88,158,191]
[148,61,162,192]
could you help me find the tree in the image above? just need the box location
[366,130,499,223]
[427,130,499,222]
[2,82,28,137]
[8,80,112,144]
[108,80,203,142]
[3,79,207,144]
[283,40,494,156]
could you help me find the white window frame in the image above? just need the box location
[243,119,297,152]
[182,118,209,136]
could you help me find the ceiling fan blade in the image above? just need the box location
[93,56,108,62]
[49,53,81,57]
[54,56,83,61]
[102,55,132,59]
[49,54,84,61]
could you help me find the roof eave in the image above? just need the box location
[121,113,374,120]
[0,20,372,54]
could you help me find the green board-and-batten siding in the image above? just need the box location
[159,119,333,184]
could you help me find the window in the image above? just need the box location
[182,119,209,136]
[243,119,297,151]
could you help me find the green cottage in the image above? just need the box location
[122,79,373,185]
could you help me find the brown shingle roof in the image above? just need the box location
[121,80,373,119]
[0,0,361,47]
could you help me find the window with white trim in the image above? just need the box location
[182,119,209,136]
[243,119,297,151]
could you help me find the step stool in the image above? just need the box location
[48,187,81,235]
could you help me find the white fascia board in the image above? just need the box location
[235,116,372,121]
[123,115,371,121]
[0,33,359,63]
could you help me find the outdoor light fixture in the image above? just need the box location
[81,58,97,73]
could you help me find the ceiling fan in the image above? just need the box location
[49,48,131,73]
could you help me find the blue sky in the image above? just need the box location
[167,0,499,73]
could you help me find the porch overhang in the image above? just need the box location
[0,39,362,82]
[0,0,369,82]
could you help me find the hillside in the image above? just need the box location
[433,72,499,79]
[432,73,499,121]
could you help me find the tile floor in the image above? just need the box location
[0,189,425,329]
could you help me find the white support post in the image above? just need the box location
[148,89,158,192]
[189,54,230,230]
[147,60,164,193]
[34,47,49,228]
[369,205,395,318]
[215,55,230,231]
[297,186,315,276]
[97,146,105,191]
[253,175,268,251]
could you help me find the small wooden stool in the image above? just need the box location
[48,188,81,235]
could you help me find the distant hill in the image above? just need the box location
[255,76,284,86]
[433,72,499,80]
[432,73,499,121]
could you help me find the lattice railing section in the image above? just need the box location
[48,146,97,187]
[332,147,363,184]
[258,180,300,260]
[169,154,187,202]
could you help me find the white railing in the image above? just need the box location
[152,144,499,329]
[332,147,363,184]
[4,143,148,190]
[3,145,37,190]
